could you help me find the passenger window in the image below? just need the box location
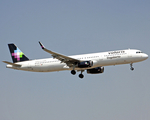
[136,51,142,54]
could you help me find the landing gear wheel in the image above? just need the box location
[79,74,84,78]
[71,70,76,75]
[130,67,134,71]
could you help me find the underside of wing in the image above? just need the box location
[39,42,81,66]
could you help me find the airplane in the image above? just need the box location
[3,42,148,78]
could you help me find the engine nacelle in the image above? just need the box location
[87,67,104,74]
[78,61,93,68]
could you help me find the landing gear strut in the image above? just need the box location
[71,65,76,75]
[130,63,134,71]
[79,70,84,79]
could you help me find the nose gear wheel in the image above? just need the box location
[130,63,134,71]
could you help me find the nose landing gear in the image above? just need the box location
[130,63,134,71]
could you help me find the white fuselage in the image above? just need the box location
[6,49,148,72]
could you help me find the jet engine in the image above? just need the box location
[78,61,93,68]
[87,67,104,74]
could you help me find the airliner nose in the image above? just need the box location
[143,54,148,60]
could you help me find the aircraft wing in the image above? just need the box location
[39,42,81,65]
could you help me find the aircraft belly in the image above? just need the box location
[46,64,66,72]
[32,63,66,72]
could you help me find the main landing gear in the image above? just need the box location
[130,63,134,71]
[71,65,76,75]
[79,70,84,79]
[71,70,76,75]
[71,70,84,79]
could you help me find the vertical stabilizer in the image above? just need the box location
[8,44,29,63]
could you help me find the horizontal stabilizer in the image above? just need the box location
[3,61,21,67]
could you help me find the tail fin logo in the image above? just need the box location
[12,48,24,61]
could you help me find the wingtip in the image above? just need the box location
[39,41,45,49]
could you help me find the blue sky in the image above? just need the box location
[0,0,150,120]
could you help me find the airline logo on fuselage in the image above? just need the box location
[108,51,125,55]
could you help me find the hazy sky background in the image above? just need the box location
[0,0,150,120]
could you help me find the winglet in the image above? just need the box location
[39,41,45,49]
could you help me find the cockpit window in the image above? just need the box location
[136,51,143,53]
